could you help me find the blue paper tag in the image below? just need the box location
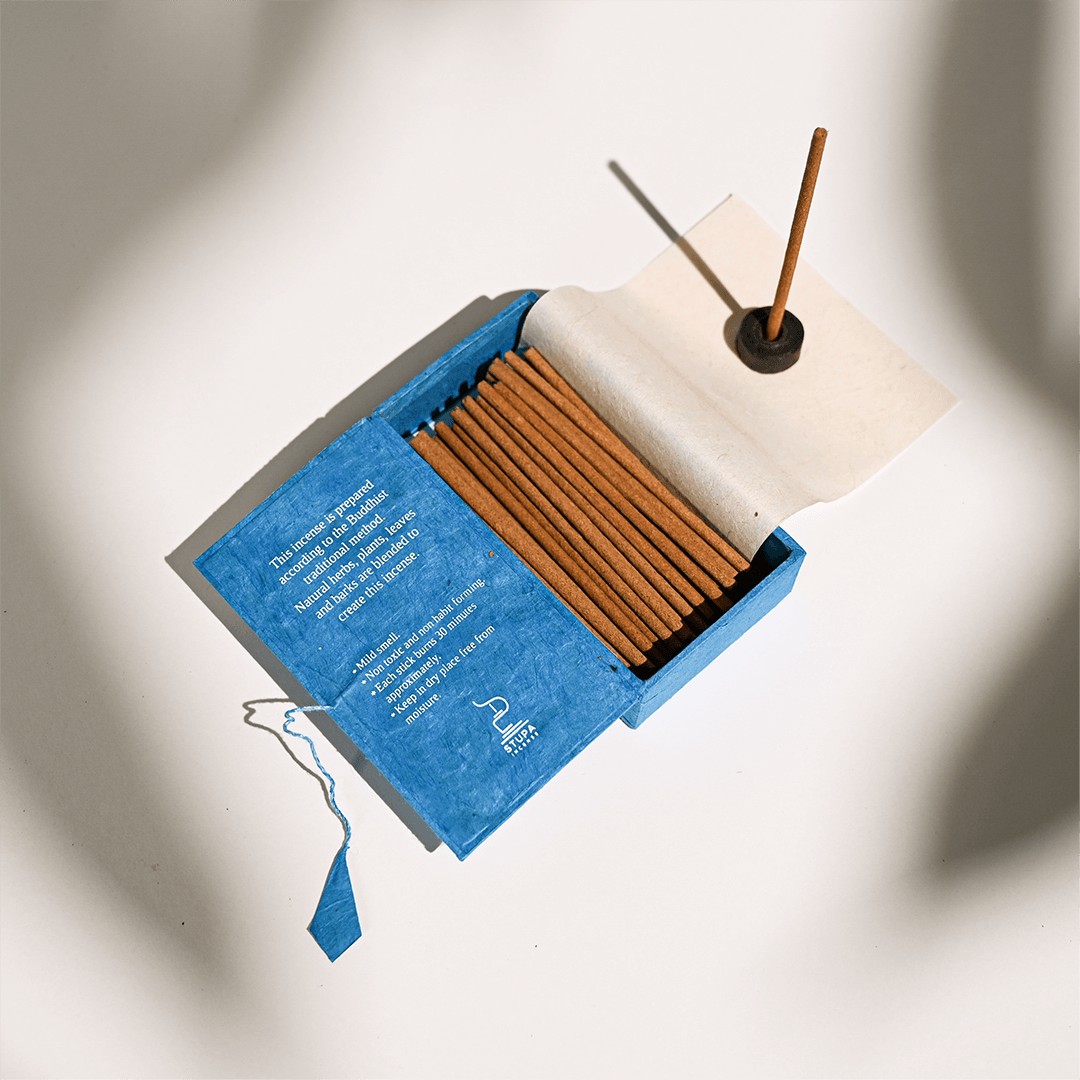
[308,845,361,962]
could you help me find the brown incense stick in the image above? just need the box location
[447,423,599,587]
[504,352,749,575]
[490,358,740,588]
[765,126,827,342]
[433,422,657,658]
[521,345,577,400]
[447,420,674,663]
[448,411,667,646]
[455,402,683,636]
[411,430,647,667]
[477,378,724,605]
[435,422,591,592]
[514,347,743,596]
[472,393,699,617]
[467,393,699,623]
[445,421,647,640]
[515,347,750,573]
[406,332,762,672]
[443,419,659,650]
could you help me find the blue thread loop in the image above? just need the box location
[283,706,361,961]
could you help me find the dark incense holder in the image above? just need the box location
[736,306,804,373]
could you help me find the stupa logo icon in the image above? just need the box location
[472,696,539,756]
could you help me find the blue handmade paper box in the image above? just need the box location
[196,291,802,859]
[194,197,953,860]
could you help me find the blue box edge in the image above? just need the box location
[619,528,806,728]
[375,292,539,435]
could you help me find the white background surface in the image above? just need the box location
[2,3,1076,1078]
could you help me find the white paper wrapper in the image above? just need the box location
[522,195,958,558]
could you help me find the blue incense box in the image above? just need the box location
[196,291,804,859]
[193,194,955,865]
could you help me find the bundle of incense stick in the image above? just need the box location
[409,346,750,673]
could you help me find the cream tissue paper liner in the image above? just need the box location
[522,195,957,559]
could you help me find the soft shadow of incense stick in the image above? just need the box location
[607,160,741,314]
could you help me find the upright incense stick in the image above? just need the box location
[765,127,827,342]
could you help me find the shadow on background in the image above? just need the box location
[0,2,330,996]
[1,2,328,379]
[167,290,541,854]
[607,159,745,333]
[924,1,1078,877]
[929,0,1078,416]
[929,591,1079,873]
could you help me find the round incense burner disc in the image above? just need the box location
[735,306,804,374]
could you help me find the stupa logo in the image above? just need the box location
[472,696,539,756]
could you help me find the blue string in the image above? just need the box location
[282,704,361,960]
[283,705,352,849]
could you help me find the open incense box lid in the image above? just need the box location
[194,196,953,859]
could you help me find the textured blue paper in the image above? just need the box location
[308,846,361,962]
[198,413,641,858]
